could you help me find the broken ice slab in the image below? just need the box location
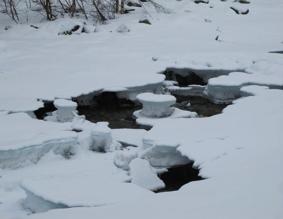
[21,176,153,213]
[140,139,191,168]
[0,137,78,169]
[0,113,78,169]
[136,93,176,118]
[53,99,78,122]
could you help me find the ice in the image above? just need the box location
[206,61,283,103]
[134,92,197,126]
[0,113,78,168]
[25,85,283,219]
[134,108,197,127]
[22,189,69,213]
[137,93,176,118]
[21,171,153,212]
[53,99,78,122]
[139,139,191,168]
[0,137,78,169]
[1,0,283,218]
[168,85,206,97]
[90,122,120,152]
[129,158,165,191]
[112,129,147,147]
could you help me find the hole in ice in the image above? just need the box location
[163,69,206,87]
[175,95,228,117]
[77,92,151,130]
[156,162,203,192]
[33,101,56,120]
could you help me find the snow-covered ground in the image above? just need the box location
[0,0,283,218]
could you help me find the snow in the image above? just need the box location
[52,99,78,122]
[134,108,197,127]
[129,158,165,191]
[116,24,130,33]
[137,93,176,103]
[89,122,118,152]
[54,99,77,108]
[0,113,76,151]
[0,0,283,218]
[21,175,153,209]
[136,92,176,117]
[139,139,191,168]
[114,147,138,171]
[21,85,283,219]
[112,128,147,147]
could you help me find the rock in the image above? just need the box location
[239,0,250,4]
[139,19,151,25]
[194,0,209,4]
[4,25,12,31]
[58,22,96,35]
[230,6,249,15]
[127,1,142,7]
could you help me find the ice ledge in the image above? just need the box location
[0,137,78,169]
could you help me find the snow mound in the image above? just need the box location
[129,158,165,191]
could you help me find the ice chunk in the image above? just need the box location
[136,93,176,118]
[54,99,78,122]
[140,140,191,168]
[129,158,165,191]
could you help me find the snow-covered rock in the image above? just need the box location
[136,93,176,118]
[90,122,119,152]
[54,99,78,122]
[129,158,165,191]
